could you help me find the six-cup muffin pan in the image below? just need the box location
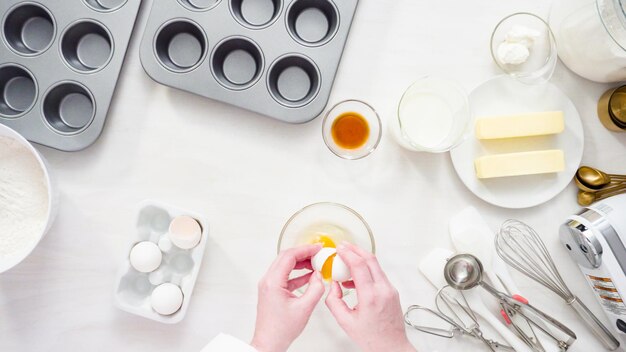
[139,0,359,124]
[114,200,210,324]
[0,0,141,151]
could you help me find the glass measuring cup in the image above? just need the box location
[392,76,471,153]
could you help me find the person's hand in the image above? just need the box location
[325,242,417,352]
[251,244,325,352]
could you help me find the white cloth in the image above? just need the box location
[201,334,257,352]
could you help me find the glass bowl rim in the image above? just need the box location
[277,201,376,254]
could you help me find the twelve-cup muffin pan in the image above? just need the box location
[139,0,359,124]
[114,200,210,324]
[0,0,141,151]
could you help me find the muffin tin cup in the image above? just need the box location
[0,64,38,118]
[114,200,210,324]
[139,0,359,123]
[179,0,222,12]
[286,0,339,47]
[83,0,129,12]
[211,36,264,90]
[267,54,321,107]
[230,0,282,29]
[0,0,141,151]
[154,19,208,73]
[2,2,56,56]
[61,20,114,73]
[42,81,96,135]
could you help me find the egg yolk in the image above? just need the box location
[310,235,337,281]
[320,254,336,281]
[311,235,336,248]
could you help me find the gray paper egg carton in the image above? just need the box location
[139,0,358,124]
[0,0,141,151]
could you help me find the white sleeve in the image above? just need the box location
[200,333,258,352]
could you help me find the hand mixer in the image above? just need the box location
[405,286,514,351]
[496,220,621,350]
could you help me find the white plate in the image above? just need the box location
[450,75,584,209]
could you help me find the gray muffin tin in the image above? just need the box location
[139,0,358,124]
[0,0,141,151]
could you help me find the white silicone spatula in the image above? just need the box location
[419,248,533,352]
[449,207,510,292]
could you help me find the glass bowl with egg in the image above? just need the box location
[278,202,375,290]
[0,124,58,273]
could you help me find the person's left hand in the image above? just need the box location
[251,244,325,352]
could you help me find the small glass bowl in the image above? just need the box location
[322,99,382,160]
[277,202,375,255]
[490,12,557,85]
[394,76,471,153]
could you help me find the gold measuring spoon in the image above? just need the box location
[575,176,626,193]
[578,188,626,206]
[576,166,626,190]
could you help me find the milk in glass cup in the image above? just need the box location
[392,76,471,153]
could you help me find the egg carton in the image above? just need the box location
[114,200,210,324]
[139,0,358,124]
[0,0,141,151]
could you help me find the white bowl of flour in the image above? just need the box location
[0,124,57,273]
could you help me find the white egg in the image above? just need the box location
[311,247,352,282]
[151,283,183,315]
[331,255,351,282]
[129,241,162,273]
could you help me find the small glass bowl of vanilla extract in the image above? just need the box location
[322,99,382,160]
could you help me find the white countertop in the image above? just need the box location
[2,0,626,351]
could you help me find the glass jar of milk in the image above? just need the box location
[392,76,472,153]
[550,0,626,82]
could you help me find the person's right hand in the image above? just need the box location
[325,242,417,352]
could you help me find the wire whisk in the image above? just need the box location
[496,220,571,299]
[496,219,620,350]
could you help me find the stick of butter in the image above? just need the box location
[475,111,564,140]
[475,150,565,179]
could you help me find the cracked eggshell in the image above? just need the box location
[311,247,336,272]
[311,247,351,282]
[331,255,351,282]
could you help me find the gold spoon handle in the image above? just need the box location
[594,188,626,201]
[596,184,626,196]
